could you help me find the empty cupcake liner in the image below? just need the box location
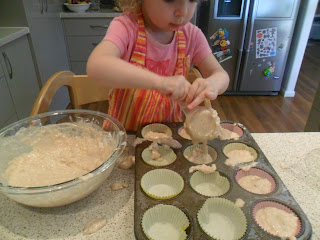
[190,171,230,197]
[252,200,302,238]
[178,126,192,140]
[141,169,184,200]
[235,168,277,195]
[141,123,172,140]
[142,204,190,240]
[141,144,177,167]
[197,198,247,240]
[220,123,244,140]
[183,144,217,164]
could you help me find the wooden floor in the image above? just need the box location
[85,41,320,133]
[212,40,320,133]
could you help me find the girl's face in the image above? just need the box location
[142,0,197,32]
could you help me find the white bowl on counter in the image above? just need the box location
[64,3,91,13]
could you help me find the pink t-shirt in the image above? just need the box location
[103,13,212,76]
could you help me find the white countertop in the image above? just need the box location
[0,27,30,48]
[60,8,121,18]
[0,132,319,239]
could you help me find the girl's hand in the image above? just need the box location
[155,75,191,102]
[185,77,219,109]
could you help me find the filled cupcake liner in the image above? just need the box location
[141,144,177,167]
[220,123,244,140]
[178,126,192,140]
[141,123,172,140]
[197,198,247,240]
[142,204,190,240]
[235,168,277,195]
[183,144,217,164]
[252,200,302,238]
[190,171,230,197]
[141,169,184,200]
[223,143,258,161]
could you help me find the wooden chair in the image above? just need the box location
[30,68,210,116]
[30,71,110,116]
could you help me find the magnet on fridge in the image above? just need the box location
[278,43,284,50]
[250,42,254,49]
[263,66,275,77]
[267,61,272,66]
[273,76,280,80]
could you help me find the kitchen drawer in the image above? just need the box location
[63,18,112,36]
[0,76,16,127]
[67,35,104,61]
[71,61,87,75]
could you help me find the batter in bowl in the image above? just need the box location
[2,122,117,187]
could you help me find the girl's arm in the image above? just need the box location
[87,40,190,101]
[185,53,230,109]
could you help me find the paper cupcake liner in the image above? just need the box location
[190,171,230,197]
[178,126,192,140]
[235,168,276,195]
[220,122,244,140]
[141,144,177,167]
[142,204,190,240]
[197,198,247,240]
[183,144,217,164]
[252,200,302,238]
[141,169,184,200]
[141,123,172,140]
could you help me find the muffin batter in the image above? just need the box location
[2,122,117,187]
[225,150,255,167]
[255,207,299,238]
[219,128,240,140]
[189,163,217,174]
[144,131,170,141]
[83,218,107,235]
[184,107,221,144]
[238,175,272,194]
[185,145,213,164]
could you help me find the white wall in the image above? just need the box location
[281,0,319,97]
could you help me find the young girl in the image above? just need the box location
[87,0,229,131]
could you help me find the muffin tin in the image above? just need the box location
[134,121,312,239]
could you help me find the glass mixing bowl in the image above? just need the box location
[0,110,126,207]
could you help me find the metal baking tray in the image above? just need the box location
[134,121,312,240]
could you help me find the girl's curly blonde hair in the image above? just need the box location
[116,0,142,14]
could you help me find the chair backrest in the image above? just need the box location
[31,68,209,116]
[30,71,110,116]
[187,67,202,84]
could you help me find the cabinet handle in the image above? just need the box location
[89,25,109,29]
[2,52,13,79]
[40,0,43,14]
[45,0,48,12]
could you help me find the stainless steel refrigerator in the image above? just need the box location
[197,0,301,95]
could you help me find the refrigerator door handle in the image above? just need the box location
[234,0,251,90]
[244,0,258,51]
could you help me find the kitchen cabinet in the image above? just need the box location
[0,35,39,127]
[0,0,70,111]
[62,17,113,74]
[309,0,320,39]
